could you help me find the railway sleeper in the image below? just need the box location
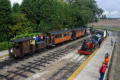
[16,67,36,73]
[7,71,28,78]
[28,61,47,67]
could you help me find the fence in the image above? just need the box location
[103,41,116,80]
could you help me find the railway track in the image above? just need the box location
[48,55,87,80]
[0,35,92,80]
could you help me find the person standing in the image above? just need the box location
[99,62,107,80]
[98,38,102,47]
[111,38,113,46]
[35,36,39,42]
[105,53,110,65]
[38,34,43,41]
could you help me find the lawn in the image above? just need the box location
[0,41,12,51]
[91,26,120,32]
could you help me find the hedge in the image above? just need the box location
[0,33,44,51]
[0,41,12,51]
[12,33,44,40]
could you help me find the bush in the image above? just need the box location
[0,33,44,51]
[12,33,44,40]
[0,41,12,51]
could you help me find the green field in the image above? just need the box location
[91,26,120,32]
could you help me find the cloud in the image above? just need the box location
[103,10,119,15]
[102,10,119,18]
[110,11,119,15]
[95,0,120,18]
[103,10,109,15]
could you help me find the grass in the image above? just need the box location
[0,41,12,51]
[90,26,120,32]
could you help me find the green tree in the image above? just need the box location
[101,15,107,19]
[0,0,11,25]
[21,0,69,32]
[0,0,12,41]
[11,13,33,36]
[12,3,20,13]
[20,0,103,32]
[69,0,103,27]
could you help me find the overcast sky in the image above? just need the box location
[10,0,22,5]
[10,0,120,18]
[96,0,120,18]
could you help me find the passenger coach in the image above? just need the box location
[71,28,86,39]
[45,30,71,46]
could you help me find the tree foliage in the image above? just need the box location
[12,3,20,13]
[0,0,103,42]
[11,13,33,35]
[0,0,12,42]
[0,0,11,25]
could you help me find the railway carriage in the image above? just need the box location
[71,28,86,39]
[45,30,71,46]
[8,27,88,58]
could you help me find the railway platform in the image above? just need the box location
[68,37,115,80]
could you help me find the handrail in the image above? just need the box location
[103,41,116,80]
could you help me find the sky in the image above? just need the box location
[10,0,22,5]
[10,0,120,18]
[95,0,120,18]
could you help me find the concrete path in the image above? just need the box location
[74,37,113,80]
[0,50,8,58]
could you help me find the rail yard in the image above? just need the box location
[0,28,119,80]
[0,0,120,80]
[0,33,90,80]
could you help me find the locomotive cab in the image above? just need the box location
[9,38,34,58]
[9,42,21,58]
